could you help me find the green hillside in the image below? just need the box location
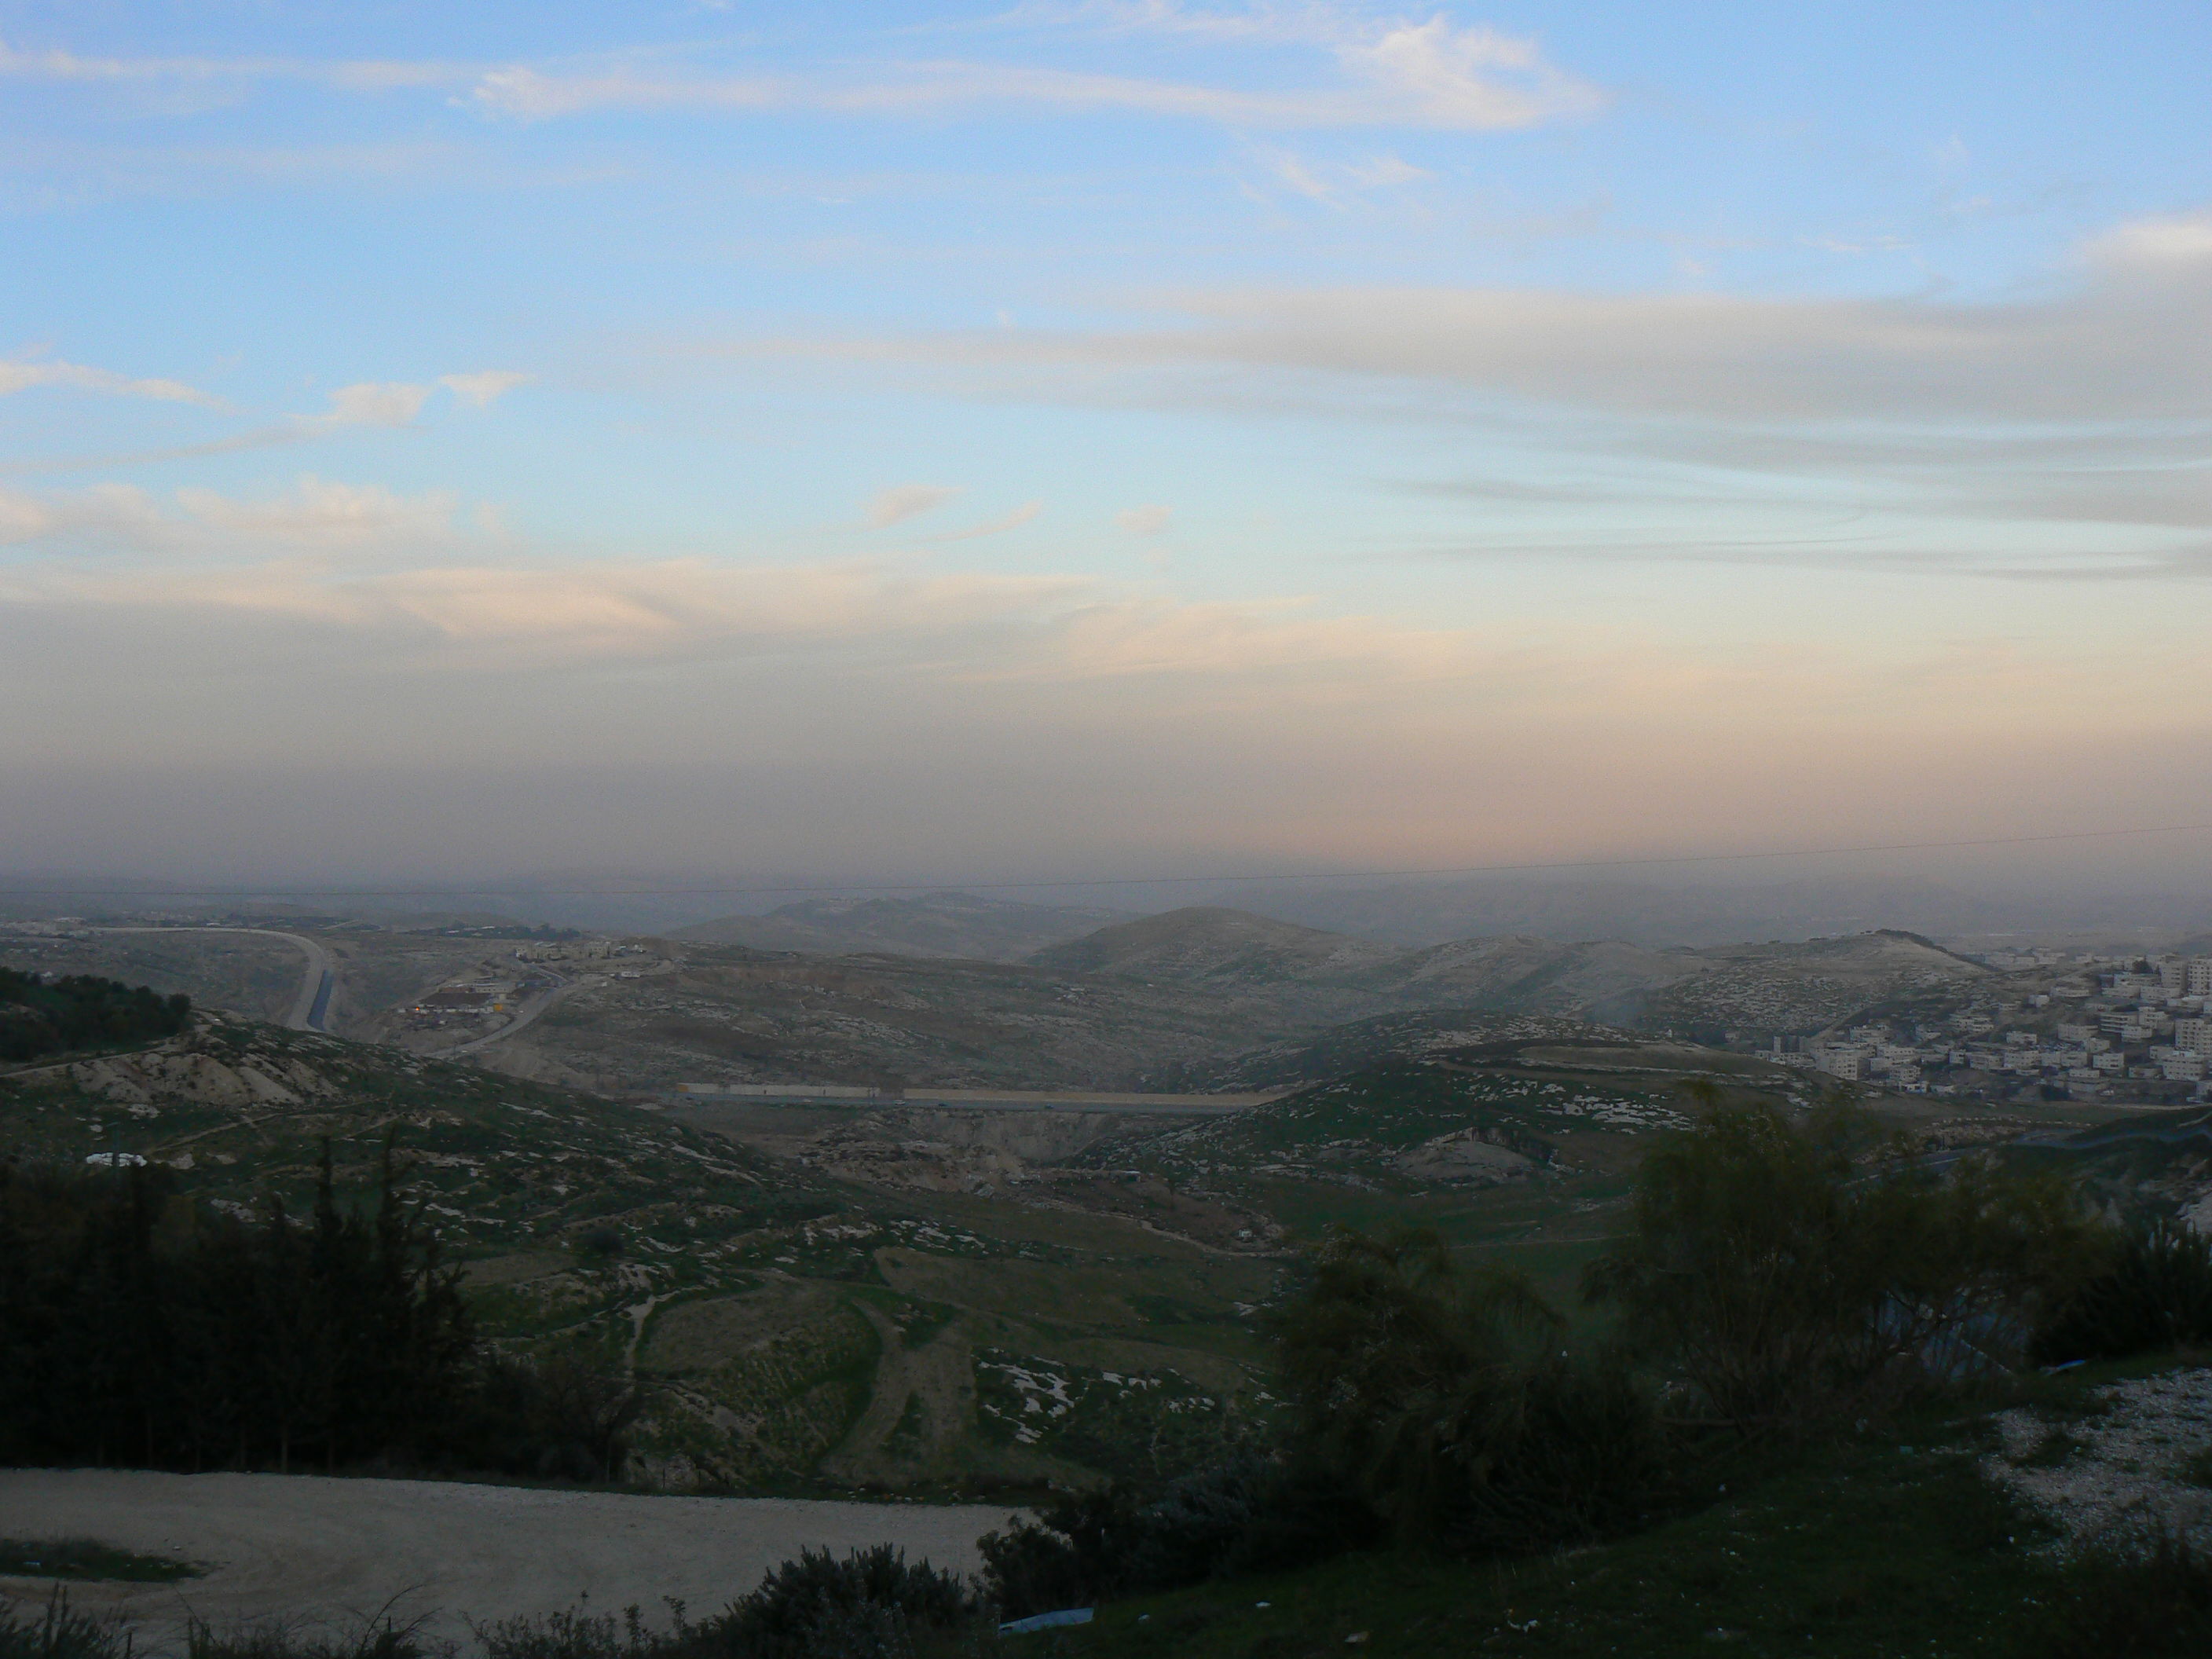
[0,1013,1282,1495]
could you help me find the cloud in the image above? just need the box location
[0,356,224,408]
[11,471,2212,882]
[169,477,474,548]
[2086,211,2212,271]
[4,14,1597,134]
[2,379,457,478]
[928,500,1045,540]
[866,483,961,528]
[0,475,478,556]
[0,36,456,91]
[1338,15,1601,130]
[439,371,533,408]
[787,207,2212,428]
[306,382,432,430]
[1243,145,1429,204]
[466,12,1599,132]
[1115,504,1174,534]
[715,207,2212,572]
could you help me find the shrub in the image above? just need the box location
[475,1602,667,1659]
[2033,1221,2212,1363]
[185,1616,430,1659]
[0,969,190,1063]
[1584,1098,2102,1427]
[977,1459,1379,1618]
[449,1349,644,1483]
[701,1545,978,1659]
[978,1486,1146,1617]
[2018,1529,2212,1657]
[0,1592,130,1659]
[477,1550,976,1659]
[1273,1227,1664,1552]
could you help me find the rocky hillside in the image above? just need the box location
[0,1014,1284,1496]
[1638,928,1990,1036]
[676,892,1136,961]
[1035,909,1993,1037]
[1030,906,1705,1022]
[475,939,1306,1094]
[1030,906,1401,983]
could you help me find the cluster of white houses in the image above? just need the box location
[1779,950,2212,1095]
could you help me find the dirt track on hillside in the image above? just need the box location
[0,1470,1020,1650]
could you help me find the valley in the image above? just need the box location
[5,897,2208,1503]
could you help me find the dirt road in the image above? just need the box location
[0,1470,1020,1648]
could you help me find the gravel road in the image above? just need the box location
[0,1470,1020,1649]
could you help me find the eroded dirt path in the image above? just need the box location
[819,1305,976,1483]
[0,1469,1019,1650]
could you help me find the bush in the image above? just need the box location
[2033,1222,2212,1363]
[1273,1228,1664,1553]
[476,1603,666,1659]
[185,1617,430,1659]
[1584,1098,2102,1427]
[2018,1529,2212,1657]
[0,1593,129,1659]
[449,1349,644,1484]
[979,1486,1146,1618]
[476,1549,976,1659]
[978,1459,1380,1618]
[0,969,189,1062]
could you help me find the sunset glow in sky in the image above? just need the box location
[5,2,2211,888]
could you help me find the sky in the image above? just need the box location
[4,1,2212,896]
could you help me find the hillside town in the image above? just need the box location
[1788,948,2212,1106]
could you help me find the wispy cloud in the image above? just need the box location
[773,209,2212,426]
[6,375,513,475]
[0,36,458,91]
[1115,504,1174,534]
[2,13,1598,135]
[866,483,961,528]
[0,475,482,556]
[1,478,2185,736]
[439,371,533,409]
[0,355,225,408]
[303,383,430,430]
[928,500,1045,540]
[467,10,1600,132]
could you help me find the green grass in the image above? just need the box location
[954,1396,2099,1659]
[0,1537,203,1582]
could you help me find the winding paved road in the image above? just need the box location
[438,965,572,1056]
[91,928,335,1033]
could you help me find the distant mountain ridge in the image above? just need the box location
[1182,874,2211,949]
[676,891,1136,961]
[1027,905,1705,1022]
[1029,908,1988,1034]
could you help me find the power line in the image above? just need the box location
[5,819,2212,902]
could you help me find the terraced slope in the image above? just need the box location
[0,1016,1285,1495]
[1029,907,1703,1023]
[1640,928,1990,1037]
[1035,910,1994,1038]
[676,892,1136,961]
[465,941,1308,1095]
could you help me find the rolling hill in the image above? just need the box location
[676,892,1136,962]
[1028,906,1707,1022]
[1031,908,1990,1037]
